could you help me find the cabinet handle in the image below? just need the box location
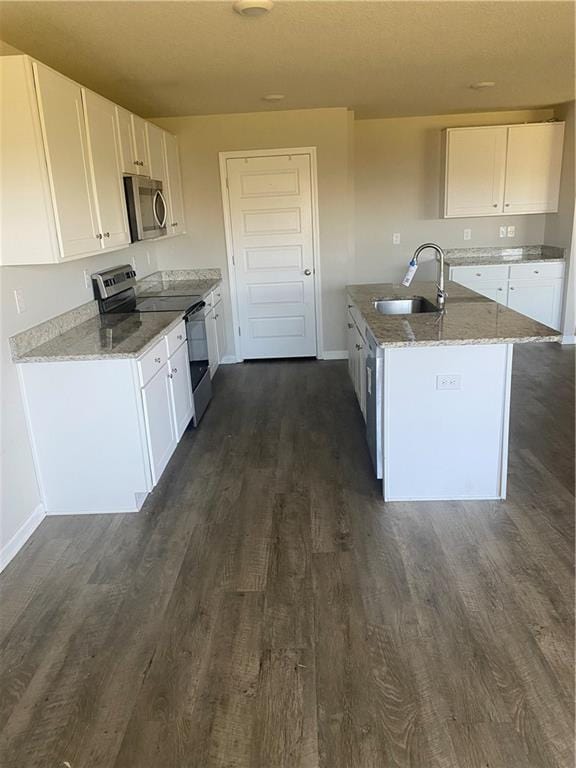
[133,160,139,166]
[497,287,503,291]
[505,203,510,207]
[493,204,498,208]
[510,287,515,291]
[355,343,363,350]
[104,232,110,238]
[96,233,103,240]
[177,334,183,340]
[347,304,353,309]
[168,373,173,379]
[475,273,482,277]
[214,314,218,320]
[171,222,178,227]
[172,367,178,374]
[154,357,161,363]
[347,322,353,329]
[534,270,539,274]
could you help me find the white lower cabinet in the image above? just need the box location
[207,289,226,378]
[346,305,367,420]
[19,321,194,514]
[168,341,195,439]
[450,261,564,330]
[142,362,177,485]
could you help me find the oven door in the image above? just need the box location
[125,177,167,241]
[185,305,210,391]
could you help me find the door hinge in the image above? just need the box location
[238,326,241,336]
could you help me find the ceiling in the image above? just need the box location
[0,0,574,119]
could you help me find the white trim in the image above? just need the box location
[498,343,514,500]
[321,350,348,360]
[45,506,139,516]
[560,334,576,345]
[220,354,238,365]
[218,146,323,361]
[0,503,45,573]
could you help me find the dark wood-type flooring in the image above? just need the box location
[0,342,574,767]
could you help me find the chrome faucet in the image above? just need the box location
[412,242,447,309]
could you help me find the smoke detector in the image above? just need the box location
[233,0,273,16]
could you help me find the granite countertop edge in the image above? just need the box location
[13,313,185,364]
[346,282,562,348]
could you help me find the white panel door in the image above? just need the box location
[168,342,194,439]
[141,363,177,485]
[507,279,563,330]
[163,132,186,235]
[504,123,565,214]
[444,127,507,217]
[33,62,101,258]
[82,89,130,251]
[226,153,317,359]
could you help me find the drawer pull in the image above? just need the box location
[534,270,539,274]
[177,334,183,340]
[493,204,498,208]
[497,287,503,291]
[347,322,353,329]
[154,357,161,363]
[475,273,482,277]
[510,287,515,291]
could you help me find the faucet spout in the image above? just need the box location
[412,242,447,309]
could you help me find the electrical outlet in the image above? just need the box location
[499,226,507,238]
[13,289,26,314]
[507,225,516,238]
[463,228,472,241]
[436,374,461,390]
[392,233,401,245]
[83,269,91,289]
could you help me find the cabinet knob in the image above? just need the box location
[154,357,161,363]
[475,273,482,277]
[168,373,173,379]
[510,287,515,291]
[505,203,510,207]
[355,343,363,350]
[104,232,110,238]
[347,322,353,329]
[177,334,183,340]
[171,222,178,227]
[172,367,178,374]
[493,204,498,208]
[497,287,503,291]
[534,270,539,274]
[133,160,139,166]
[96,233,103,240]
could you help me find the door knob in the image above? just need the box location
[304,269,312,276]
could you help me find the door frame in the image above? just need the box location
[218,146,323,362]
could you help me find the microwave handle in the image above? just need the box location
[153,190,167,228]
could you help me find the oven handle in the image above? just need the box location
[184,301,206,320]
[153,190,167,228]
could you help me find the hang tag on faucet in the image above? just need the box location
[402,258,418,287]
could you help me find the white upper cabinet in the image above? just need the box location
[444,127,507,217]
[443,122,564,218]
[146,122,167,183]
[33,62,101,259]
[131,114,150,177]
[115,106,150,176]
[163,132,186,236]
[82,89,130,251]
[503,123,565,214]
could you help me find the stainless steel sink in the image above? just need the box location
[373,297,439,315]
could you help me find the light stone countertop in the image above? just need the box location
[442,245,565,267]
[346,281,561,348]
[136,276,221,299]
[13,311,185,363]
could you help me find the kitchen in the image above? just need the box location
[0,2,574,766]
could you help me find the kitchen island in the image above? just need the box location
[346,280,560,501]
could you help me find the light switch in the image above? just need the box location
[83,270,91,289]
[507,225,516,238]
[13,289,26,314]
[499,226,507,238]
[392,233,401,245]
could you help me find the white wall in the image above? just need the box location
[153,108,354,356]
[354,109,555,283]
[0,241,168,564]
[545,101,575,339]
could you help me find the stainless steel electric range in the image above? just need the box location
[92,265,212,425]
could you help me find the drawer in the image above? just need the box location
[347,304,366,341]
[451,264,510,283]
[212,285,223,307]
[509,261,564,280]
[138,337,167,386]
[165,320,186,358]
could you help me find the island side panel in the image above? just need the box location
[382,343,513,501]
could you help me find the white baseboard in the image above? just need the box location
[320,350,349,360]
[560,334,576,345]
[220,355,238,364]
[0,503,45,573]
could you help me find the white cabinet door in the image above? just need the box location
[131,115,150,177]
[33,62,101,259]
[163,132,186,235]
[444,127,507,217]
[168,341,194,439]
[115,105,139,174]
[82,89,130,251]
[141,363,177,485]
[504,123,565,214]
[206,307,219,377]
[468,280,508,304]
[347,313,356,384]
[146,122,167,183]
[215,304,227,366]
[507,279,563,330]
[353,323,367,419]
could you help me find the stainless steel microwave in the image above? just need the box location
[123,176,167,241]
